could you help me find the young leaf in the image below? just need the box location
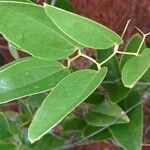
[0,2,76,60]
[28,68,107,143]
[109,92,143,150]
[83,125,111,141]
[122,48,150,88]
[107,81,130,103]
[120,34,146,69]
[44,4,123,49]
[0,57,70,104]
[85,100,129,126]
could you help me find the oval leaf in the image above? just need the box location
[85,100,129,126]
[0,57,70,104]
[0,2,76,60]
[28,67,107,143]
[122,48,150,88]
[107,81,129,103]
[44,4,123,49]
[109,92,143,150]
[120,33,146,69]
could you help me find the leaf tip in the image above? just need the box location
[28,127,40,144]
[28,131,41,144]
[123,84,133,89]
[122,81,134,89]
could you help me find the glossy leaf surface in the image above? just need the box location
[0,57,70,104]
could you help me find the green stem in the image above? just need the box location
[100,51,116,66]
[136,35,146,55]
[100,44,119,66]
[80,53,101,71]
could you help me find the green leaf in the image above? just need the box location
[120,34,146,69]
[0,144,16,150]
[33,134,64,150]
[85,100,129,126]
[107,81,130,103]
[122,48,150,88]
[28,67,107,143]
[83,125,111,141]
[0,113,12,140]
[55,0,74,12]
[140,68,150,83]
[109,92,143,150]
[85,92,104,105]
[63,117,86,131]
[0,57,70,104]
[44,4,123,49]
[0,2,76,60]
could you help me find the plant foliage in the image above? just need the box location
[0,1,149,150]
